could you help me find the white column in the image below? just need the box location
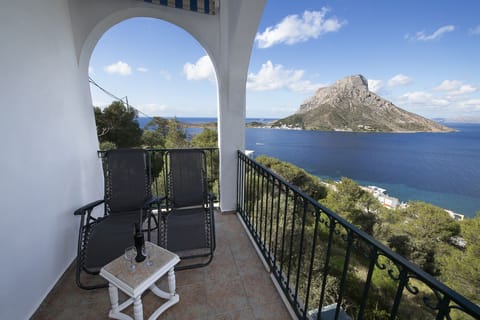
[217,74,247,212]
[215,0,267,212]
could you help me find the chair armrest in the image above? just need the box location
[207,192,216,201]
[73,199,105,216]
[142,196,166,209]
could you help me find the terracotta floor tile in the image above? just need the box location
[251,300,292,320]
[206,278,249,314]
[242,273,281,307]
[208,307,256,320]
[176,266,206,286]
[32,211,291,320]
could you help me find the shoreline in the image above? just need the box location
[181,121,458,133]
[321,177,468,220]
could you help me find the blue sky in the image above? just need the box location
[89,0,480,120]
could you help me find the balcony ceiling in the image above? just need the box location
[137,0,216,15]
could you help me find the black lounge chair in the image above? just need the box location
[74,149,159,289]
[157,149,216,270]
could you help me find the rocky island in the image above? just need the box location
[271,75,454,133]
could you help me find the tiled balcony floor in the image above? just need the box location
[32,212,291,320]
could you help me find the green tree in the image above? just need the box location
[142,130,164,148]
[440,213,480,304]
[398,202,460,243]
[165,117,189,148]
[141,116,170,148]
[191,128,219,196]
[389,202,460,275]
[321,177,378,234]
[94,101,143,148]
[144,116,170,135]
[256,155,327,200]
[99,141,116,151]
[191,128,218,147]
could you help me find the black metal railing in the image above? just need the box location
[236,151,480,320]
[98,148,219,201]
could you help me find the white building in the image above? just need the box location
[364,186,401,209]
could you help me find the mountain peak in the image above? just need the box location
[273,75,454,133]
[333,74,369,91]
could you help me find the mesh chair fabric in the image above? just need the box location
[159,149,215,267]
[83,214,139,271]
[169,150,205,208]
[105,149,151,213]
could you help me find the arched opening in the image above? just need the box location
[75,2,266,212]
[88,17,218,119]
[82,15,221,197]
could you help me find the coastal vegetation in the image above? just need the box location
[94,102,214,150]
[255,155,479,318]
[94,101,478,318]
[259,161,476,318]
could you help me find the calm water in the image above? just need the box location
[138,117,275,127]
[139,117,480,217]
[246,124,480,218]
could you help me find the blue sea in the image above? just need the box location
[246,124,480,218]
[139,117,480,217]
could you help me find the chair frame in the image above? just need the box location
[74,149,159,290]
[157,149,216,270]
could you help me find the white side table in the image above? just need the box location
[100,241,180,320]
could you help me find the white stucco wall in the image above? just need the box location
[0,0,266,318]
[0,1,104,318]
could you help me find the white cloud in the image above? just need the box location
[246,60,323,93]
[183,55,215,81]
[140,103,169,116]
[401,91,450,107]
[92,99,109,108]
[405,25,455,41]
[288,80,324,93]
[139,103,216,117]
[460,99,480,109]
[367,79,383,93]
[435,80,477,96]
[388,74,412,87]
[469,25,480,35]
[160,70,172,81]
[255,8,346,48]
[247,61,302,91]
[104,61,132,76]
[446,99,480,115]
[435,80,463,91]
[450,84,477,96]
[395,81,480,117]
[137,67,148,72]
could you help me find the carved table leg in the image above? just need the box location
[147,267,179,320]
[109,284,120,314]
[167,268,176,297]
[133,296,143,320]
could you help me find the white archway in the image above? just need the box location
[71,0,267,211]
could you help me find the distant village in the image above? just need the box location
[362,185,464,221]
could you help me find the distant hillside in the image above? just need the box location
[272,75,454,132]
